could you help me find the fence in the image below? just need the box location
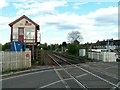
[0,51,31,72]
[88,52,117,62]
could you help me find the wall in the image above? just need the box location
[13,18,36,43]
[88,52,117,62]
[13,18,35,28]
[79,49,86,56]
[0,51,31,72]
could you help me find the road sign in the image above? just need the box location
[26,53,30,60]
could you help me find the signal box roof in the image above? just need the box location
[9,15,39,30]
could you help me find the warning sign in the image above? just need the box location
[26,53,30,60]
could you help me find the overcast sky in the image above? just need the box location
[0,0,119,45]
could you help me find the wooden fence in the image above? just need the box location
[0,51,31,72]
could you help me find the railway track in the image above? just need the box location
[47,53,120,90]
[48,53,89,90]
[53,52,85,63]
[53,53,120,81]
[40,50,84,65]
[2,51,119,89]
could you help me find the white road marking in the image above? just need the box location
[54,54,120,88]
[1,67,77,81]
[76,73,87,78]
[80,62,119,79]
[37,73,88,89]
[57,66,76,71]
[80,64,118,80]
[54,67,70,88]
[98,62,118,69]
[117,81,120,87]
[110,81,120,90]
[36,80,62,89]
[2,69,54,81]
[77,66,119,88]
[105,66,118,70]
[48,54,88,89]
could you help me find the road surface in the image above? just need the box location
[2,62,120,90]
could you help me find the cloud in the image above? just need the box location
[0,2,118,44]
[73,6,80,9]
[14,1,67,16]
[95,9,117,26]
[0,0,8,9]
[87,6,118,26]
[45,22,80,30]
[33,6,117,44]
[72,2,88,9]
[0,16,20,44]
[97,2,102,5]
[74,2,88,5]
[12,0,39,3]
[0,16,21,28]
[40,26,68,44]
[13,3,23,9]
[0,16,13,30]
[33,13,94,31]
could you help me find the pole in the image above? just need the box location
[14,41,17,52]
[108,39,110,52]
[32,43,34,60]
[32,36,34,61]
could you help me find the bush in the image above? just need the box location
[67,43,79,56]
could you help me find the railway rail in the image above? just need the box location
[47,52,120,90]
[48,53,89,90]
[2,51,119,90]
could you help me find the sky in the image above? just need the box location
[0,0,119,45]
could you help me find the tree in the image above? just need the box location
[50,44,58,51]
[38,43,48,50]
[62,42,67,52]
[67,43,79,56]
[57,44,62,51]
[0,43,2,51]
[67,30,83,43]
[43,43,48,50]
[62,42,67,47]
[2,42,11,51]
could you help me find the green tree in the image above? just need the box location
[2,42,11,51]
[62,42,67,47]
[47,45,51,50]
[38,43,48,50]
[58,44,62,51]
[62,42,67,52]
[50,44,56,51]
[49,44,59,51]
[43,43,48,50]
[0,43,2,51]
[67,43,79,56]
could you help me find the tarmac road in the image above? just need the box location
[2,62,120,90]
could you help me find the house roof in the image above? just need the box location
[9,15,39,30]
[94,39,120,46]
[74,40,80,44]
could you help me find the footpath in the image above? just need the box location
[2,65,54,78]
